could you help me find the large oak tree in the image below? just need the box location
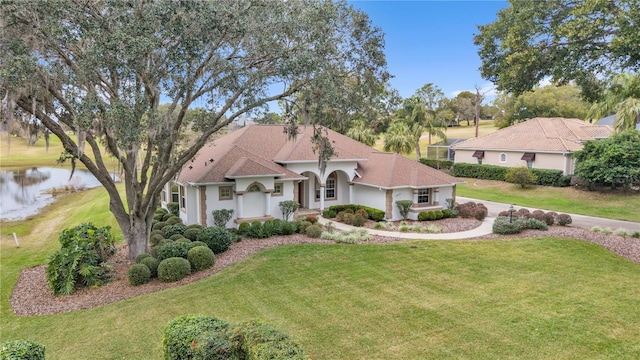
[0,0,387,258]
[474,0,640,99]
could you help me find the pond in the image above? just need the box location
[0,167,110,221]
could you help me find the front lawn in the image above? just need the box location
[457,178,640,222]
[3,236,640,359]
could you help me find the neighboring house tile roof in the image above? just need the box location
[451,117,613,153]
[177,124,460,188]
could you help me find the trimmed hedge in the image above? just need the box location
[1,340,45,360]
[127,263,151,286]
[196,226,234,253]
[231,320,306,360]
[163,315,230,360]
[141,256,160,278]
[453,163,569,187]
[419,158,454,171]
[157,257,191,282]
[327,204,385,222]
[187,246,216,272]
[156,241,192,261]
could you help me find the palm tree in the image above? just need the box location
[589,73,640,133]
[346,120,378,146]
[383,121,414,155]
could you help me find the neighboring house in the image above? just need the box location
[595,114,640,130]
[451,117,613,175]
[163,124,462,227]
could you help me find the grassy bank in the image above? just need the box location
[457,178,640,222]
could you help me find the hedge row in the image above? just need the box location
[452,163,570,187]
[326,204,385,221]
[419,158,454,171]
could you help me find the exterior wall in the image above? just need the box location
[455,149,572,174]
[389,188,413,221]
[180,185,199,225]
[351,184,386,213]
[284,161,358,183]
[204,184,236,227]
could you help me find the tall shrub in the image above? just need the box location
[278,200,300,221]
[395,200,413,220]
[211,209,234,227]
[505,167,538,188]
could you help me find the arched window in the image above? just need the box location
[248,184,261,192]
[500,153,507,163]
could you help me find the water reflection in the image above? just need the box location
[0,167,107,221]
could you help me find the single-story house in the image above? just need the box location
[163,124,462,227]
[595,114,640,130]
[451,117,613,175]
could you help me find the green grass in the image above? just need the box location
[2,238,640,359]
[457,179,640,222]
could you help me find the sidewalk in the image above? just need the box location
[317,216,496,240]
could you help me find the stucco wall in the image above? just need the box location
[455,149,572,174]
[351,184,386,212]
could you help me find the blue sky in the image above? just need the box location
[350,0,508,101]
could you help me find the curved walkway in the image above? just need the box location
[317,216,496,240]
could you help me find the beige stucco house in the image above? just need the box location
[451,118,613,175]
[163,124,462,227]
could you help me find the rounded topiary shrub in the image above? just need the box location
[157,257,191,282]
[297,220,313,233]
[150,233,165,247]
[305,224,323,238]
[156,241,192,261]
[169,234,186,241]
[192,330,235,360]
[492,217,523,234]
[1,340,45,360]
[352,213,365,227]
[191,240,208,248]
[135,253,152,263]
[183,227,201,241]
[165,216,183,225]
[141,256,160,278]
[127,263,151,286]
[187,246,216,272]
[556,213,572,226]
[197,226,234,253]
[433,210,444,220]
[152,221,167,231]
[164,224,187,238]
[237,222,251,236]
[163,213,176,221]
[162,315,229,360]
[322,209,337,218]
[187,223,203,229]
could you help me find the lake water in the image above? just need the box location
[0,167,106,221]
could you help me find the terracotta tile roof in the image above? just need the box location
[177,124,459,188]
[451,118,613,153]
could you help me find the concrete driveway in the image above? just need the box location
[457,196,640,232]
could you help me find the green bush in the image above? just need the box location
[342,213,355,225]
[237,222,251,236]
[212,209,235,227]
[231,320,306,360]
[362,206,385,222]
[305,224,323,238]
[163,213,175,221]
[156,241,192,261]
[153,221,167,232]
[433,210,444,220]
[352,213,366,227]
[197,226,234,253]
[141,256,160,278]
[395,200,413,220]
[150,233,165,247]
[261,220,277,238]
[157,257,192,282]
[163,315,230,360]
[188,246,216,272]
[328,204,385,222]
[127,263,151,286]
[531,168,564,186]
[556,213,573,226]
[322,209,337,218]
[164,224,187,238]
[187,223,204,230]
[245,221,268,239]
[519,218,548,230]
[1,340,45,360]
[505,167,538,188]
[167,202,180,216]
[191,240,209,248]
[453,163,508,181]
[296,220,312,234]
[136,253,152,263]
[192,330,235,360]
[165,216,184,226]
[442,209,451,218]
[419,158,454,171]
[169,234,186,241]
[492,217,524,234]
[278,200,300,221]
[45,223,116,295]
[418,211,434,221]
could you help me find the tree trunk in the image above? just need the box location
[112,202,154,260]
[415,141,421,161]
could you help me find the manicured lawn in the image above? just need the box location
[457,178,640,222]
[2,237,640,359]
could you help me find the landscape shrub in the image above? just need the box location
[245,221,268,239]
[519,218,548,230]
[305,224,323,238]
[231,320,306,360]
[328,204,384,222]
[169,234,186,241]
[395,200,413,220]
[0,340,45,360]
[197,226,235,253]
[614,228,629,237]
[542,212,555,225]
[492,217,523,234]
[183,228,201,241]
[151,229,163,237]
[261,220,277,237]
[187,223,203,229]
[141,256,160,278]
[304,215,318,224]
[156,241,192,261]
[278,200,300,221]
[165,216,183,226]
[150,234,165,247]
[152,221,167,232]
[352,213,366,227]
[531,210,546,221]
[433,210,444,220]
[516,208,530,217]
[418,211,434,221]
[163,213,175,221]
[296,220,312,234]
[631,231,640,238]
[237,222,251,236]
[355,208,369,219]
[46,223,116,295]
[212,209,234,228]
[136,253,152,263]
[163,315,230,360]
[192,331,235,360]
[362,206,385,221]
[556,213,573,226]
[127,263,151,286]
[453,163,508,181]
[191,240,209,248]
[157,257,192,282]
[505,167,538,188]
[164,224,187,238]
[531,168,564,186]
[342,213,355,225]
[167,202,180,216]
[187,246,216,271]
[278,221,297,235]
[555,175,572,187]
[419,158,454,171]
[441,209,451,218]
[322,209,337,218]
